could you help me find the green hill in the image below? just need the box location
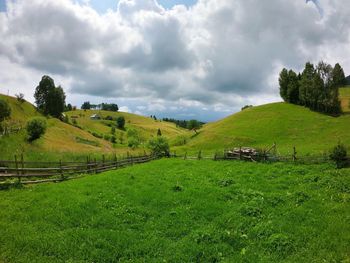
[176,102,350,156]
[0,94,190,161]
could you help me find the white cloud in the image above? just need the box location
[0,0,349,121]
[119,105,130,112]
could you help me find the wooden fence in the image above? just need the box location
[0,154,158,185]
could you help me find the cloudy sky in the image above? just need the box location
[0,0,349,121]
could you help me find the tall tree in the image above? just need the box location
[332,63,346,88]
[287,70,300,104]
[34,76,66,118]
[299,62,315,106]
[279,68,289,102]
[81,101,91,110]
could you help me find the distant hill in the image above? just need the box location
[0,94,189,161]
[175,102,350,155]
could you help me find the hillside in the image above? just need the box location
[176,102,350,155]
[0,94,190,161]
[65,109,190,144]
[339,87,350,113]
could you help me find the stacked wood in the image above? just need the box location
[226,147,259,157]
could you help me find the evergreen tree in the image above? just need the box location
[279,68,289,102]
[287,70,300,104]
[299,62,315,106]
[332,63,346,88]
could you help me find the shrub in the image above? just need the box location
[111,127,116,135]
[116,116,125,129]
[0,99,11,122]
[26,117,47,141]
[110,135,116,143]
[91,132,103,139]
[128,136,140,149]
[104,115,113,121]
[148,136,170,157]
[103,134,111,141]
[330,143,348,168]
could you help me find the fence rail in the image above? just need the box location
[0,154,157,185]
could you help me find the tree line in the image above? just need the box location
[81,101,119,112]
[162,118,204,130]
[279,61,346,115]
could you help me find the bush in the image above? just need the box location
[103,134,111,141]
[104,115,114,121]
[0,99,11,122]
[128,136,140,149]
[148,136,170,157]
[330,143,348,168]
[110,135,116,143]
[116,116,125,129]
[26,117,47,141]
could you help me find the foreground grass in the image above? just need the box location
[0,159,349,262]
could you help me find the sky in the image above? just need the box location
[0,0,349,121]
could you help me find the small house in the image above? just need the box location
[90,114,101,120]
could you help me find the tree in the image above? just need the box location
[332,63,346,88]
[0,99,11,122]
[26,117,47,141]
[101,103,119,112]
[157,128,162,136]
[287,70,300,104]
[116,116,125,129]
[81,101,91,110]
[65,103,73,112]
[279,68,289,102]
[330,143,348,169]
[187,119,201,130]
[34,76,66,118]
[299,62,315,107]
[148,137,170,157]
[15,93,25,103]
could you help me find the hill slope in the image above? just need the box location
[177,102,350,155]
[0,94,190,161]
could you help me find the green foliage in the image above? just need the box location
[0,160,349,262]
[0,98,11,122]
[330,143,348,168]
[110,135,117,143]
[127,128,142,148]
[148,136,170,156]
[26,117,47,141]
[187,119,202,130]
[111,126,116,135]
[34,76,66,118]
[15,93,25,103]
[116,116,125,129]
[101,103,119,112]
[81,101,91,110]
[280,62,343,115]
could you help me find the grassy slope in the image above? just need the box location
[65,109,190,143]
[177,102,350,155]
[340,87,350,113]
[0,94,113,161]
[0,159,349,262]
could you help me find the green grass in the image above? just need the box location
[176,102,350,156]
[0,159,349,262]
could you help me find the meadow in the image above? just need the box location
[0,159,349,262]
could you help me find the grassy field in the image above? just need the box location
[0,159,349,262]
[176,102,350,156]
[340,87,350,113]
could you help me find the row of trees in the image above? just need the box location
[81,101,119,111]
[279,62,346,115]
[162,118,204,130]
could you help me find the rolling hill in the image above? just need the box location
[0,94,189,161]
[175,102,350,156]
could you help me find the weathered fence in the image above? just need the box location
[0,154,158,185]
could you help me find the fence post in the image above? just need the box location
[20,153,25,177]
[293,147,297,162]
[198,150,202,160]
[214,152,217,161]
[239,147,242,160]
[59,160,64,181]
[115,154,118,169]
[86,156,90,174]
[94,158,97,174]
[102,154,105,168]
[184,152,187,160]
[14,155,20,183]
